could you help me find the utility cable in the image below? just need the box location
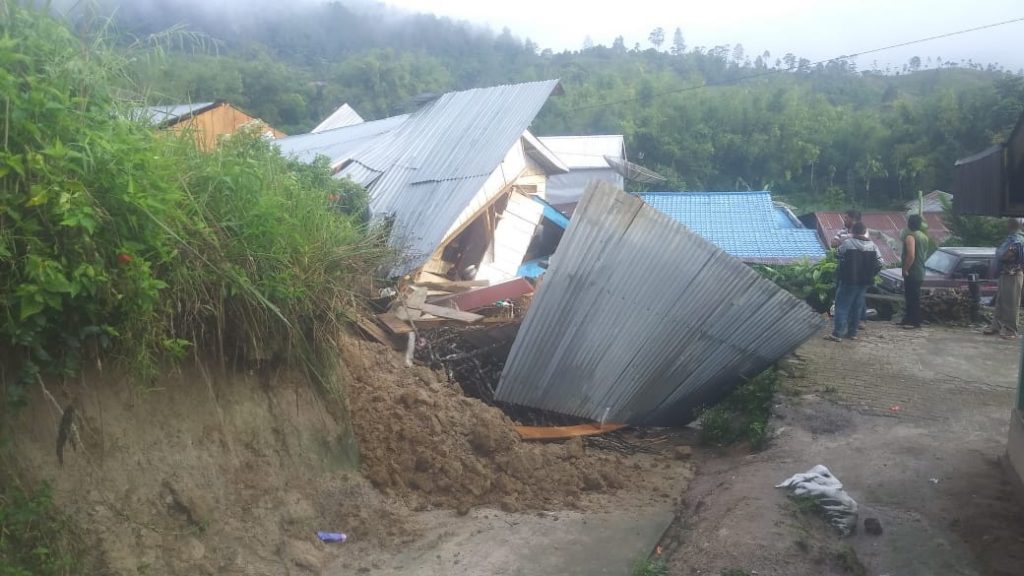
[566,16,1024,112]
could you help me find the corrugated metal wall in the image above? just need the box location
[495,182,825,426]
[954,145,1006,216]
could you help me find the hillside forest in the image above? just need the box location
[97,0,1024,213]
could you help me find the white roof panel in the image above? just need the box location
[312,103,365,133]
[538,135,625,169]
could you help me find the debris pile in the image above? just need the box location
[414,324,520,404]
[359,276,535,348]
[921,290,973,324]
[338,337,633,512]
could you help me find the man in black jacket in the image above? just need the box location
[828,223,884,342]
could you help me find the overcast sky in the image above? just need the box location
[384,0,1024,70]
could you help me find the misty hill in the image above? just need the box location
[100,0,1024,209]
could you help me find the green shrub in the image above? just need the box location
[753,252,838,313]
[632,558,668,576]
[0,481,78,576]
[699,369,778,450]
[940,196,1004,247]
[0,4,391,403]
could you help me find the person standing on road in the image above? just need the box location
[985,218,1024,339]
[830,210,868,329]
[827,223,884,342]
[900,214,929,329]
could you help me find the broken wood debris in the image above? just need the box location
[365,276,534,338]
[514,423,627,441]
[584,431,672,456]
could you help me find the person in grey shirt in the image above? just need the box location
[827,222,884,342]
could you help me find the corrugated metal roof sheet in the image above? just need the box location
[138,102,218,127]
[274,114,410,166]
[336,79,562,274]
[495,182,825,426]
[540,135,626,204]
[904,190,952,214]
[537,135,625,169]
[545,169,624,205]
[810,211,950,265]
[312,103,365,133]
[639,191,826,264]
[522,131,570,174]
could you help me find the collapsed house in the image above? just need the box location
[276,80,568,282]
[640,191,827,264]
[138,100,285,151]
[495,182,825,426]
[281,84,824,429]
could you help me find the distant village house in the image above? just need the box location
[139,101,285,151]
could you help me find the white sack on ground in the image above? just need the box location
[777,465,859,536]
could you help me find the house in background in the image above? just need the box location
[276,80,569,283]
[640,191,826,265]
[801,211,950,265]
[906,190,952,214]
[139,101,285,151]
[538,135,625,213]
[537,135,666,217]
[312,103,364,133]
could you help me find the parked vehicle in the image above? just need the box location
[877,247,997,302]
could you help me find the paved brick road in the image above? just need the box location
[785,322,1017,422]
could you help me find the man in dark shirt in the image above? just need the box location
[827,223,884,342]
[900,214,929,329]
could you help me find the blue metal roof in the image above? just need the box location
[638,191,826,264]
[532,196,570,229]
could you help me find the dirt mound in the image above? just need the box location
[340,337,630,511]
[4,363,416,576]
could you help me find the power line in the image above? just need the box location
[566,16,1024,113]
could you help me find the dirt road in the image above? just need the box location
[663,322,1024,576]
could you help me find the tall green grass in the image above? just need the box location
[0,3,393,403]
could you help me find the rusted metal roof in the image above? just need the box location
[495,182,825,426]
[807,211,950,265]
